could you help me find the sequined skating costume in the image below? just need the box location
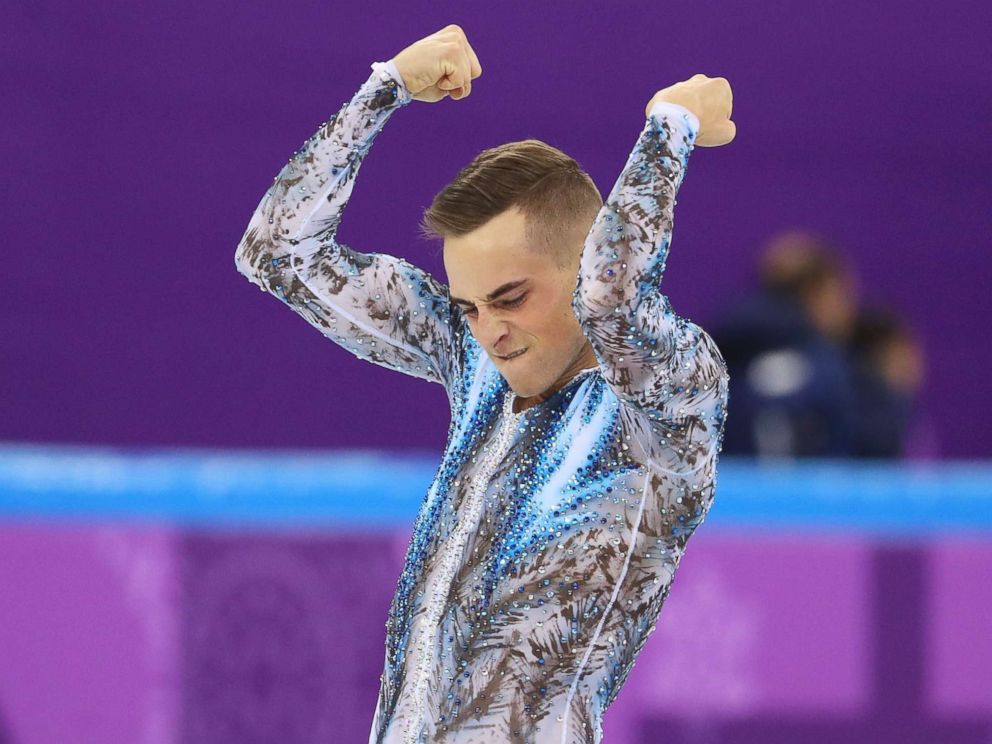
[234,59,729,744]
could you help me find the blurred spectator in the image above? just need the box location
[847,306,925,458]
[711,229,861,458]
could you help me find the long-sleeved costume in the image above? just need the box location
[235,59,729,744]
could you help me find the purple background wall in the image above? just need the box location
[2,1,990,456]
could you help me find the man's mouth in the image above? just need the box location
[498,348,528,361]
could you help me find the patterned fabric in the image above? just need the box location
[235,59,729,744]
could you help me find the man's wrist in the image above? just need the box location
[648,101,700,138]
[370,59,413,105]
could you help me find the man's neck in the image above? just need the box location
[512,344,598,414]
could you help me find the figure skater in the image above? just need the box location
[235,24,735,743]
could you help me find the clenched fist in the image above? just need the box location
[390,25,483,103]
[645,74,736,147]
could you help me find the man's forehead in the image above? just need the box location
[444,237,545,302]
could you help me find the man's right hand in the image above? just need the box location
[644,74,736,147]
[390,25,483,103]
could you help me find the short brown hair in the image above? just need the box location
[419,139,603,269]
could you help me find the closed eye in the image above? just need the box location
[457,294,527,317]
[499,295,526,309]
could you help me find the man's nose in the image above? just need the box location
[474,310,509,351]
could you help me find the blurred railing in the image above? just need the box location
[2,442,990,534]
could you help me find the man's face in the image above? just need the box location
[443,205,590,399]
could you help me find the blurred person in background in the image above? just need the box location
[711,229,861,458]
[847,305,925,458]
[234,24,734,744]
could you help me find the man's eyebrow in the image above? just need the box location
[449,279,529,306]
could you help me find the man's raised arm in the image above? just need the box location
[234,26,482,389]
[571,75,736,469]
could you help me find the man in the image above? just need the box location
[712,231,860,457]
[235,24,733,744]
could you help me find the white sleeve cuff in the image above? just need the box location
[369,59,412,104]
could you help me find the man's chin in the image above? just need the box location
[501,374,537,397]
